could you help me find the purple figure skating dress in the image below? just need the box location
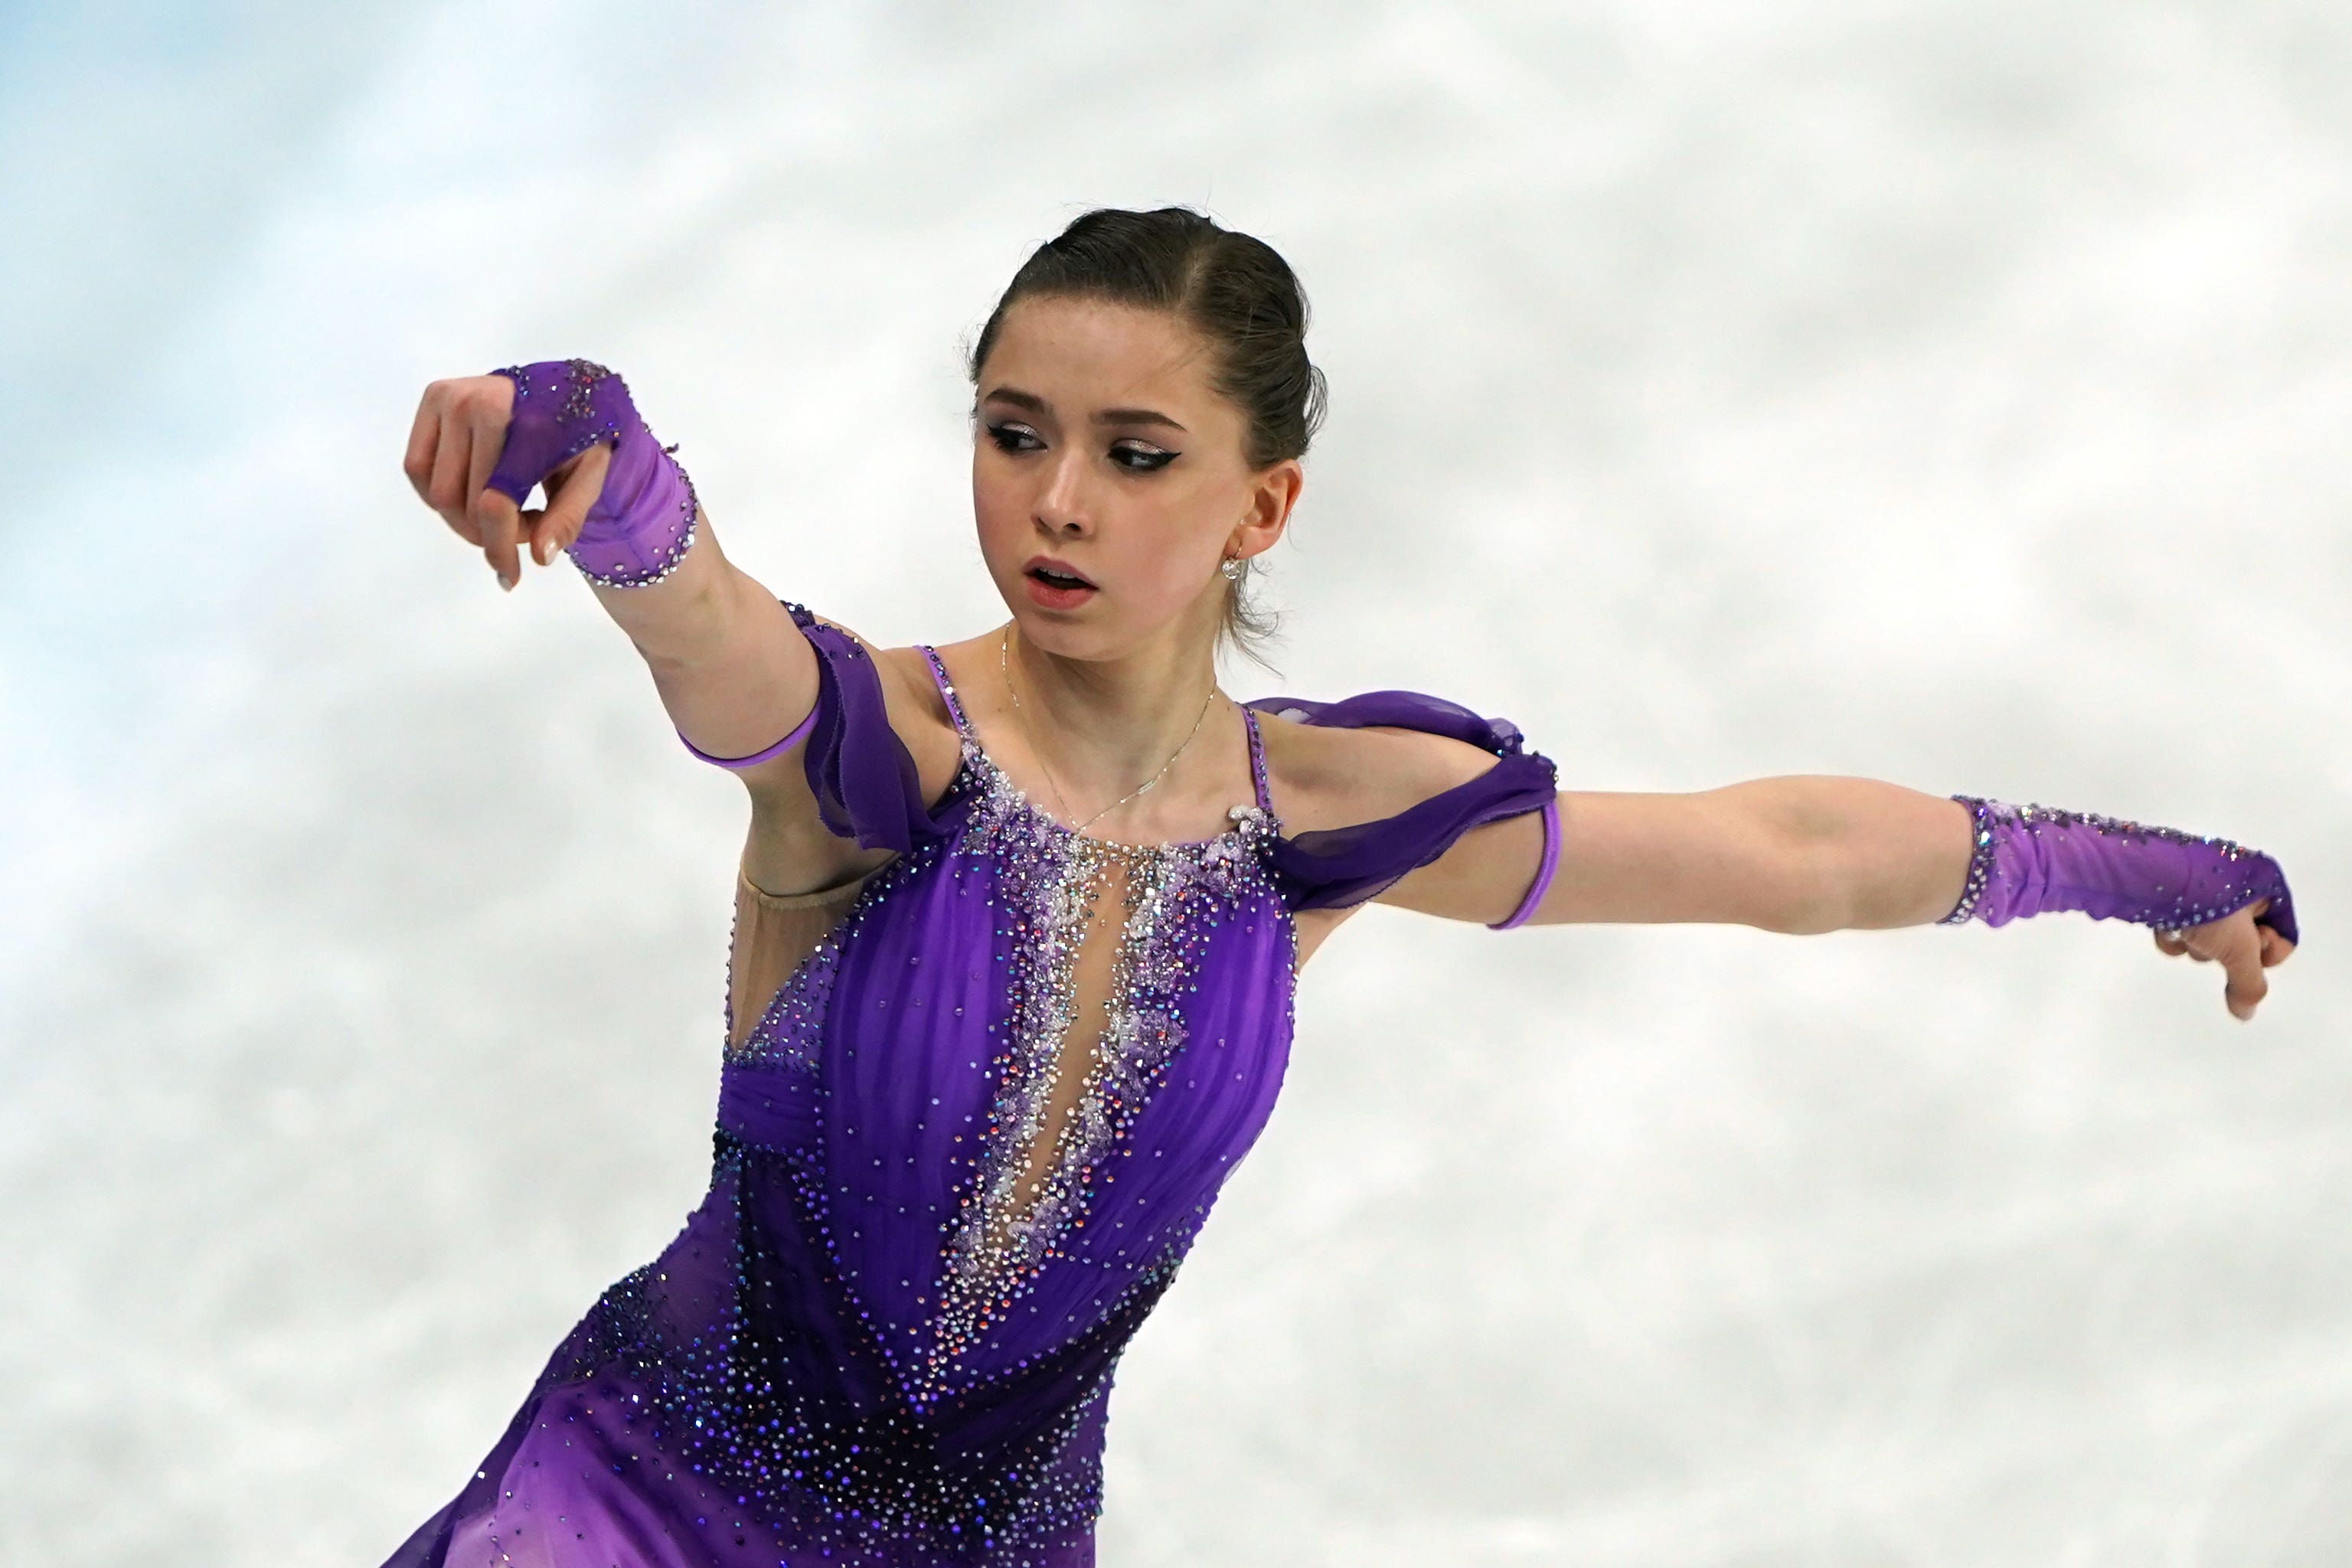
[386,603,1560,1567]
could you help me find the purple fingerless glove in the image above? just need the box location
[484,358,700,588]
[1939,796,2299,947]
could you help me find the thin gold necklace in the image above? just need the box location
[999,626,1223,835]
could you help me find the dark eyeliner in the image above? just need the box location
[985,422,1176,473]
[1115,443,1178,472]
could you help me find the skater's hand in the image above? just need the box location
[403,374,612,593]
[2152,899,2293,1022]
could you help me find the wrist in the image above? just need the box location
[482,358,701,589]
[566,415,701,588]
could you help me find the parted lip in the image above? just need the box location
[1024,554,1096,586]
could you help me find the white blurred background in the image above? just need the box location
[3,2,2347,1562]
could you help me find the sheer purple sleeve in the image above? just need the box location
[1940,795,2299,946]
[778,601,946,854]
[1246,691,1560,915]
[484,359,699,588]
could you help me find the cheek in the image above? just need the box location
[971,481,1023,562]
[1106,526,1217,606]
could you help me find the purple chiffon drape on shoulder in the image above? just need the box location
[384,603,1560,1567]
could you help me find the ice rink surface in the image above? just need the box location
[2,2,2347,1561]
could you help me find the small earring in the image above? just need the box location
[1220,554,1244,581]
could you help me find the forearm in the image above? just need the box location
[635,558,818,765]
[567,478,822,772]
[581,500,737,668]
[1745,776,1977,933]
[485,357,770,673]
[483,358,817,759]
[592,515,816,769]
[1775,779,2298,946]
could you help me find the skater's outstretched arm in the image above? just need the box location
[1351,761,1975,935]
[1362,762,2296,1022]
[401,360,959,895]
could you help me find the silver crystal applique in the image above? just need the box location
[929,750,1273,1362]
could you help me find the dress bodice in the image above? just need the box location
[717,626,1305,1403]
[701,603,1560,1553]
[388,599,1562,1568]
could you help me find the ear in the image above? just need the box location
[1230,458,1303,562]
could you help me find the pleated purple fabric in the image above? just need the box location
[1243,692,1560,911]
[384,602,1560,1567]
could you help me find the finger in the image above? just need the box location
[466,397,508,541]
[2260,926,2295,967]
[530,505,564,567]
[429,410,477,534]
[2220,931,2269,1021]
[2153,928,2190,957]
[517,505,562,567]
[2180,919,2227,963]
[441,507,485,549]
[537,441,611,565]
[478,482,523,590]
[479,489,524,586]
[403,387,443,504]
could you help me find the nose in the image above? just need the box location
[1033,445,1093,537]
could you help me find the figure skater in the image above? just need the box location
[386,206,2298,1566]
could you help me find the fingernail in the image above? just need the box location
[534,537,551,566]
[499,569,517,591]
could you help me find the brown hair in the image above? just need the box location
[963,206,1328,674]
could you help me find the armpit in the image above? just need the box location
[725,859,884,1052]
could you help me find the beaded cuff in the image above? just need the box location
[566,423,701,589]
[1938,795,2298,946]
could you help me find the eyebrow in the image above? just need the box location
[979,385,1188,435]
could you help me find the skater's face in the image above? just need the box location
[970,295,1298,659]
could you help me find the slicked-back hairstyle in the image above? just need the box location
[964,207,1328,674]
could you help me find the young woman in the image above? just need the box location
[389,207,2298,1566]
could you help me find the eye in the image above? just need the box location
[982,422,1178,474]
[1112,442,1177,473]
[985,422,1040,455]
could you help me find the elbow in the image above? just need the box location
[1739,779,1955,936]
[1758,841,1855,936]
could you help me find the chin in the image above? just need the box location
[1008,608,1116,659]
